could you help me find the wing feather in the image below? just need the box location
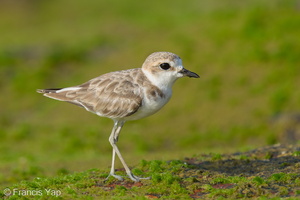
[40,69,144,119]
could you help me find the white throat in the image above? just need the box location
[142,68,178,92]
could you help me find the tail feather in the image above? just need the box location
[37,88,70,101]
[36,87,83,108]
[37,88,63,94]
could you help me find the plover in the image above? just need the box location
[37,52,199,182]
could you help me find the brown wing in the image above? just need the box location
[39,69,144,119]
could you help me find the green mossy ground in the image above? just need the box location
[1,144,300,199]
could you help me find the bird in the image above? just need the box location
[37,51,199,182]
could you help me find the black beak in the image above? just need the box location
[180,68,200,78]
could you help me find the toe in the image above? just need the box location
[128,174,140,182]
[106,173,124,181]
[127,173,151,182]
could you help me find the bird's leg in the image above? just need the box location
[107,120,150,182]
[106,121,123,181]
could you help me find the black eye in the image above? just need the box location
[159,63,170,70]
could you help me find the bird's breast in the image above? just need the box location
[124,87,172,121]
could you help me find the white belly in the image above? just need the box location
[124,91,172,121]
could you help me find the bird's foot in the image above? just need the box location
[105,172,151,182]
[105,173,124,181]
[127,172,151,182]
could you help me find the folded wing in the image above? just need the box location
[37,70,143,119]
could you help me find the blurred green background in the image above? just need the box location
[1,0,300,187]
